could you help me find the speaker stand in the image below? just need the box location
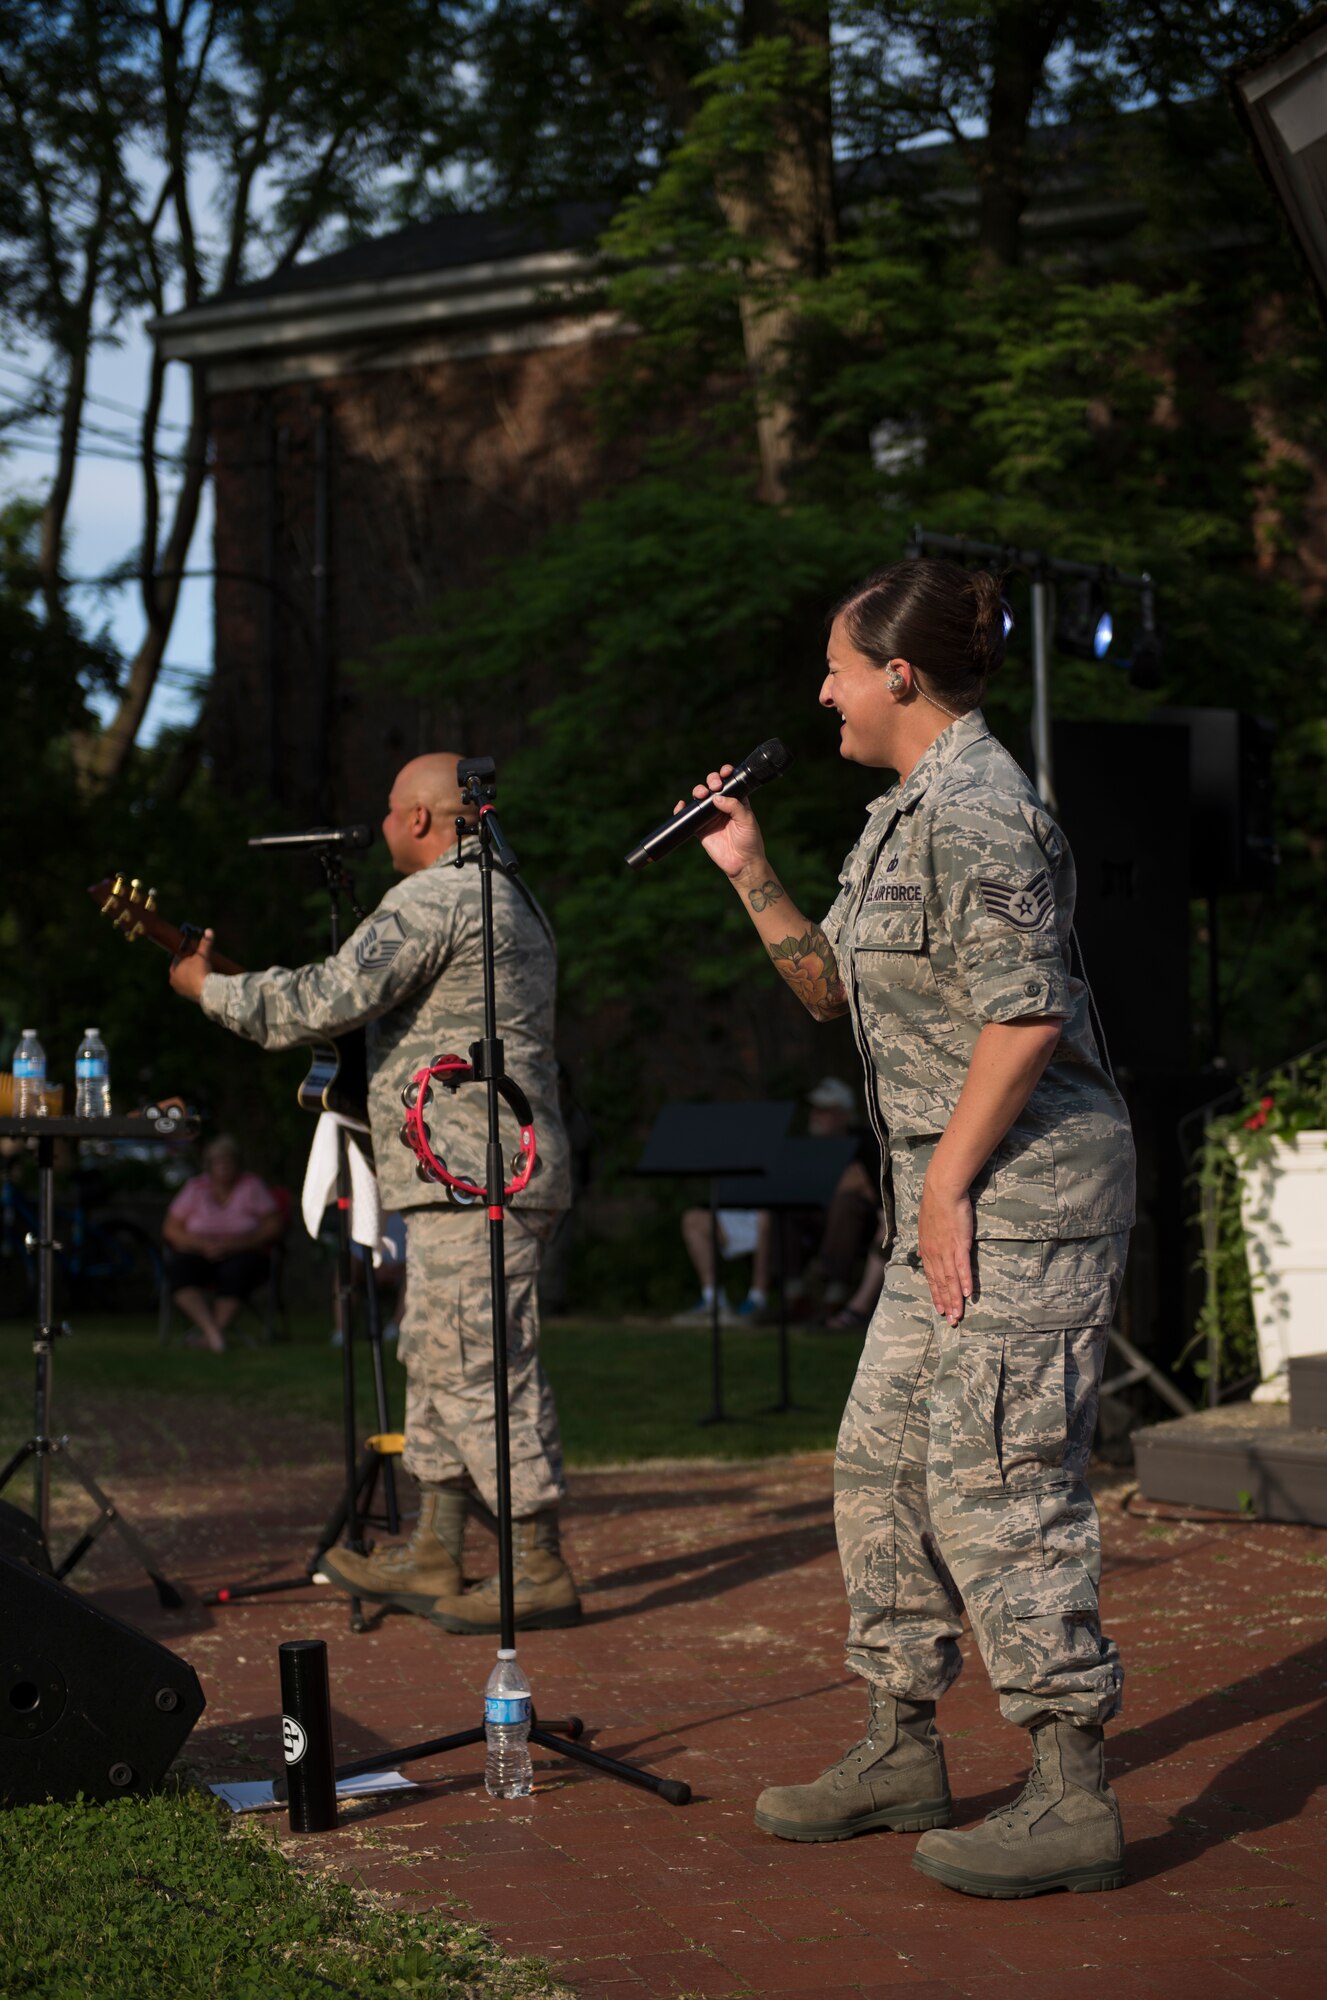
[0,1121,183,1608]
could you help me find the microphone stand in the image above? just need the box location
[352,760,689,1806]
[202,842,400,1631]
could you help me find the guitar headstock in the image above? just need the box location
[90,874,173,950]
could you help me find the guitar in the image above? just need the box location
[89,875,369,1125]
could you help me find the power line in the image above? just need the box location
[0,397,195,465]
[0,425,195,469]
[0,357,193,433]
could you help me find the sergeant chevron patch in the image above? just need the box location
[355,910,409,970]
[978,869,1054,931]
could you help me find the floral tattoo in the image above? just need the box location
[767,925,848,1020]
[746,878,786,913]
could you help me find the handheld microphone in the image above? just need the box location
[249,824,374,852]
[625,739,792,870]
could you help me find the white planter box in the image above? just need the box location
[1239,1131,1327,1402]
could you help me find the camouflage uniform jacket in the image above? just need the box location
[821,709,1135,1241]
[200,853,571,1214]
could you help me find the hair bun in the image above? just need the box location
[967,570,1008,679]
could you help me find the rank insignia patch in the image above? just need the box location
[978,870,1054,932]
[355,910,409,971]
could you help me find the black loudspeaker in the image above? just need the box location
[0,1552,205,1804]
[1153,707,1278,894]
[0,1498,52,1575]
[1049,720,1192,1075]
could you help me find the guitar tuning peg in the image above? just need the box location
[145,888,157,912]
[130,878,143,903]
[111,872,127,898]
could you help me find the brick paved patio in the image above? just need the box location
[50,1389,1327,1998]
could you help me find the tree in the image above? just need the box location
[376,0,1327,1108]
[0,0,468,788]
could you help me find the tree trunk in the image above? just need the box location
[976,0,1073,274]
[714,0,836,502]
[74,366,209,787]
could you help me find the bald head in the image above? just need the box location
[381,752,475,874]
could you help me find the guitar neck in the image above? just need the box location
[87,879,245,977]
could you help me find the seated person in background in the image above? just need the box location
[808,1117,885,1321]
[162,1135,282,1353]
[825,1207,888,1331]
[672,1204,772,1325]
[672,1078,863,1325]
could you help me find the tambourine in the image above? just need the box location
[398,1055,537,1207]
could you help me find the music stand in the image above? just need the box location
[636,1102,793,1423]
[0,1112,193,1605]
[716,1133,858,1413]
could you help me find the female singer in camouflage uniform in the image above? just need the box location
[687,559,1135,1898]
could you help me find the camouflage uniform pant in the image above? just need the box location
[397,1205,566,1518]
[835,1232,1128,1729]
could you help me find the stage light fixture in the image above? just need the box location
[1054,578,1113,661]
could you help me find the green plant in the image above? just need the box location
[0,1789,569,2000]
[1187,1049,1327,1387]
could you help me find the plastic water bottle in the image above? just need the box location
[483,1649,533,1798]
[75,1028,111,1117]
[13,1031,48,1119]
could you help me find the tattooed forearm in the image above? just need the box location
[766,925,849,1020]
[746,878,786,913]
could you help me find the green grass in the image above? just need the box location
[549,1316,857,1462]
[0,1790,569,1999]
[0,1312,861,1468]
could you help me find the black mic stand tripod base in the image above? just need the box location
[202,842,399,1633]
[361,763,689,1809]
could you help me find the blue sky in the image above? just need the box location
[1,305,213,746]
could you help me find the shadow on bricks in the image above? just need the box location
[583,1518,835,1621]
[1110,1636,1327,1882]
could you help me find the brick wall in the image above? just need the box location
[209,331,625,826]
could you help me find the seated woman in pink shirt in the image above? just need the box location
[162,1135,282,1352]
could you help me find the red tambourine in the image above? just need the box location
[399,1054,537,1206]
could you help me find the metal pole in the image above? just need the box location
[1031,576,1057,811]
[1206,893,1223,1068]
[33,1135,55,1540]
[1201,1119,1222,1411]
[477,820,516,1654]
[324,871,364,1591]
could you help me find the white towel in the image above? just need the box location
[301,1111,391,1263]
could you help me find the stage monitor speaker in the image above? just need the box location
[0,1552,204,1805]
[1049,720,1192,1076]
[1152,707,1278,895]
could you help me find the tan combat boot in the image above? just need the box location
[754,1687,952,1841]
[319,1484,467,1614]
[913,1717,1124,1897]
[427,1509,582,1632]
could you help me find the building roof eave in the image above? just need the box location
[151,245,602,364]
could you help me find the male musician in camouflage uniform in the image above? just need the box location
[168,753,578,1632]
